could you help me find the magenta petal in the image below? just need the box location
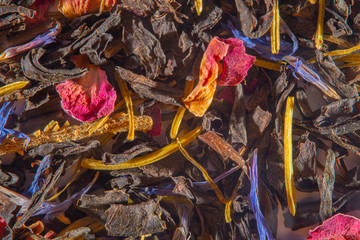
[56,64,116,122]
[218,38,255,86]
[307,213,360,240]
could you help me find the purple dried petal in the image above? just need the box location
[250,149,274,240]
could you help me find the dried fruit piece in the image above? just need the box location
[57,0,117,19]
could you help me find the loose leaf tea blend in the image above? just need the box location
[1,0,360,239]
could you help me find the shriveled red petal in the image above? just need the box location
[218,86,235,105]
[58,0,117,19]
[307,213,360,240]
[218,38,255,86]
[182,37,228,117]
[25,0,53,25]
[146,104,162,137]
[0,217,6,239]
[56,55,116,122]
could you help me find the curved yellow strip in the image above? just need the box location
[81,126,203,170]
[0,81,29,97]
[225,199,233,223]
[177,138,227,204]
[116,73,134,141]
[195,0,203,16]
[254,59,283,71]
[315,0,325,49]
[323,44,360,58]
[170,80,194,139]
[271,0,280,54]
[284,97,296,216]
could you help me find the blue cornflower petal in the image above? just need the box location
[250,149,274,240]
[25,154,52,197]
[0,102,30,147]
[222,16,298,61]
[284,56,340,99]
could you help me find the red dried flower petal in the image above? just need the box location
[183,37,255,117]
[218,38,256,86]
[0,217,6,239]
[56,55,116,122]
[218,86,235,105]
[146,104,162,137]
[307,213,360,240]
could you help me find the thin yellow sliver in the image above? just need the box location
[46,166,82,202]
[323,44,360,57]
[81,126,203,170]
[338,62,360,68]
[225,199,233,223]
[323,35,355,49]
[195,0,203,16]
[335,54,360,62]
[270,0,280,54]
[170,80,194,139]
[176,138,227,204]
[284,96,296,216]
[0,81,29,97]
[116,73,135,141]
[254,59,283,71]
[315,0,325,49]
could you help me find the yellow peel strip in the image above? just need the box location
[315,0,325,49]
[323,35,355,49]
[116,74,134,141]
[225,199,233,223]
[81,126,203,170]
[254,59,283,71]
[0,81,29,97]
[195,0,203,16]
[271,0,280,54]
[176,138,227,204]
[323,44,360,58]
[284,96,296,216]
[170,80,194,139]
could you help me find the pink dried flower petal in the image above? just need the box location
[218,38,256,86]
[307,213,360,240]
[56,56,116,122]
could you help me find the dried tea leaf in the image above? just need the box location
[104,199,166,237]
[116,66,183,107]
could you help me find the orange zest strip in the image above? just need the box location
[170,80,194,139]
[115,72,135,141]
[315,0,325,49]
[284,96,296,216]
[81,126,203,170]
[271,0,280,54]
[176,138,227,204]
